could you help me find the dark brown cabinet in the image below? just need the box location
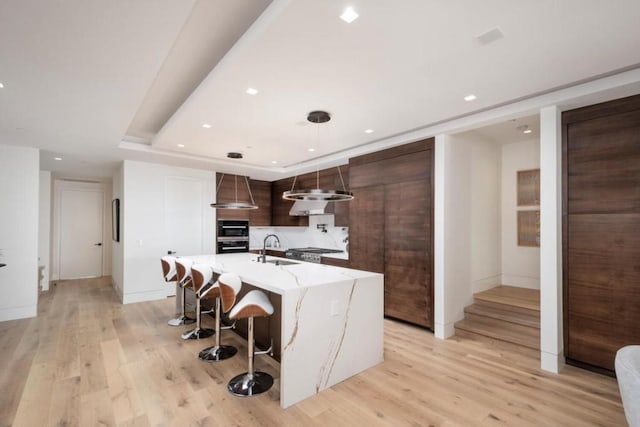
[215,173,271,226]
[563,94,640,372]
[270,165,350,227]
[349,139,434,328]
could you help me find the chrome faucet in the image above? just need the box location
[260,234,280,263]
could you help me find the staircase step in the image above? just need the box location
[464,304,540,329]
[474,285,540,312]
[454,316,540,350]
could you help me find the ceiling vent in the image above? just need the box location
[476,27,504,45]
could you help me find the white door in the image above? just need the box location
[165,177,205,296]
[59,189,104,279]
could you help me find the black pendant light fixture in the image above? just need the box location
[282,111,354,201]
[210,152,258,209]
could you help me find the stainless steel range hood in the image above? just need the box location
[289,200,328,216]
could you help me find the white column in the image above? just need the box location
[539,105,565,372]
[434,134,451,338]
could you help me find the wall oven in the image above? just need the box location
[216,220,249,253]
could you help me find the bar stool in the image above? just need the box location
[161,255,195,326]
[227,290,274,397]
[199,272,242,362]
[176,259,214,340]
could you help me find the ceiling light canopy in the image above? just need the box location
[210,152,258,210]
[245,87,259,95]
[202,123,212,128]
[282,111,354,202]
[464,94,477,102]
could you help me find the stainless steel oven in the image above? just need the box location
[217,220,249,253]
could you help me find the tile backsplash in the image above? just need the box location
[250,214,348,252]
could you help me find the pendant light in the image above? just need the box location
[210,152,258,209]
[282,111,354,201]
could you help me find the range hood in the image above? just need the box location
[289,200,328,216]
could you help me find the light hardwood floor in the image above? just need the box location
[0,277,626,426]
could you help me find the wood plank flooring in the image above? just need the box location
[0,277,626,426]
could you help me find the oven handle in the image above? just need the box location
[220,246,248,251]
[221,225,248,229]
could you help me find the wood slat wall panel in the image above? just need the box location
[348,139,434,328]
[348,185,385,274]
[563,93,640,372]
[567,110,640,214]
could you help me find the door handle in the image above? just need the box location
[167,250,176,255]
[94,243,102,246]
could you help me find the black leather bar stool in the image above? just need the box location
[176,259,214,340]
[227,289,274,397]
[161,255,195,326]
[199,272,242,362]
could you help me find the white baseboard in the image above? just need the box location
[541,350,565,373]
[0,305,37,321]
[435,321,455,339]
[501,274,540,289]
[123,289,168,305]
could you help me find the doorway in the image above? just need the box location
[52,180,108,280]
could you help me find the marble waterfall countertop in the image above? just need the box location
[187,253,359,294]
[183,252,383,408]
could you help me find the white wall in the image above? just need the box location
[501,139,541,288]
[0,145,40,321]
[38,171,51,291]
[112,164,124,298]
[470,136,502,293]
[120,160,215,304]
[434,132,502,337]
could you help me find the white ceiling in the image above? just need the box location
[2,0,640,181]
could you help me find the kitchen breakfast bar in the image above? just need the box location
[183,253,384,408]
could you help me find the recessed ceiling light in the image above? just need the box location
[177,144,185,148]
[246,87,259,95]
[464,94,477,102]
[308,148,316,152]
[364,129,374,134]
[340,6,359,23]
[523,129,532,134]
[54,157,62,161]
[202,123,212,129]
[0,82,4,89]
[271,160,278,164]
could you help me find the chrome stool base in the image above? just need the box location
[228,372,273,397]
[181,328,214,340]
[199,344,238,362]
[167,315,195,327]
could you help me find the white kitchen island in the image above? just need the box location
[184,253,384,408]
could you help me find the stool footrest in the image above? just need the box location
[254,339,274,357]
[228,372,273,397]
[198,344,237,362]
[181,327,214,340]
[220,321,236,330]
[167,315,195,327]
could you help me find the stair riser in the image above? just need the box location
[454,318,540,350]
[463,309,540,329]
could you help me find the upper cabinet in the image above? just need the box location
[215,173,272,226]
[270,165,350,227]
